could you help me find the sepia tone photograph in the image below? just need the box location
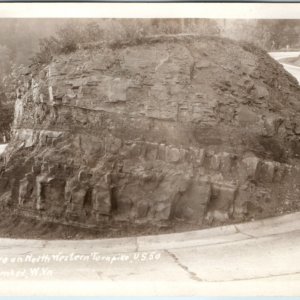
[0,3,300,296]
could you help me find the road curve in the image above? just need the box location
[0,213,299,295]
[269,51,300,84]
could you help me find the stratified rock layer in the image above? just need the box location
[0,89,13,143]
[1,35,300,228]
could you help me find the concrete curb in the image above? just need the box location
[1,212,300,253]
[137,212,300,251]
[136,224,246,251]
[235,211,300,237]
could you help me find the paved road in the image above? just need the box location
[269,51,300,83]
[0,213,299,295]
[0,144,7,156]
[269,51,300,60]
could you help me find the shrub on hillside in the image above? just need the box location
[31,19,221,65]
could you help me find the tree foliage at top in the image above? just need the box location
[222,19,300,50]
[1,19,300,83]
[32,19,221,64]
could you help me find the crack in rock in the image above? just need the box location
[155,52,170,72]
[165,249,203,282]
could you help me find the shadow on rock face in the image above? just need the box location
[258,136,287,163]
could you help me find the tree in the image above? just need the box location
[0,45,12,80]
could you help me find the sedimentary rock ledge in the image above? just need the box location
[0,35,299,233]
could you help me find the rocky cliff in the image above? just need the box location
[1,35,300,231]
[0,89,13,143]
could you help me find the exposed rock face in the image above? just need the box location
[0,89,13,143]
[1,35,300,228]
[0,66,29,144]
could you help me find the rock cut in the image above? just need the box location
[1,35,300,230]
